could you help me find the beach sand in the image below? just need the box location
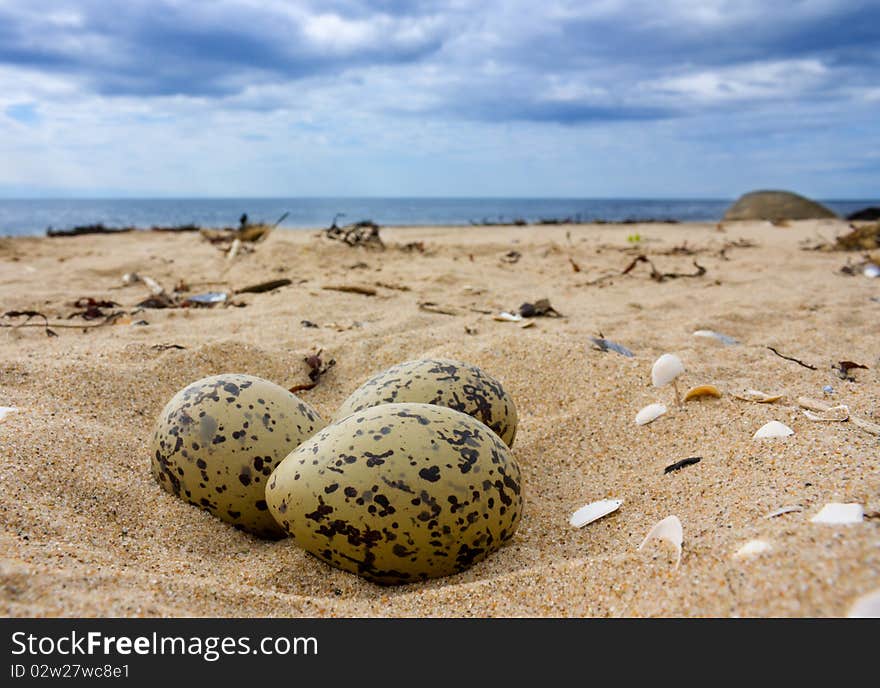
[1,219,878,617]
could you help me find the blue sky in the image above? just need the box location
[0,0,878,198]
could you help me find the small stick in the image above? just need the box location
[322,285,377,296]
[672,379,682,407]
[797,397,880,436]
[766,346,817,370]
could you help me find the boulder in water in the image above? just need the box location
[722,190,838,222]
[846,206,880,222]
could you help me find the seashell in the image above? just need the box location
[589,337,634,357]
[494,311,522,322]
[684,384,721,401]
[733,539,772,559]
[864,264,880,278]
[847,589,880,618]
[0,406,18,423]
[810,502,864,525]
[651,354,684,387]
[519,320,536,329]
[734,389,784,403]
[764,505,803,519]
[569,499,623,528]
[693,329,738,345]
[638,515,683,568]
[802,405,849,422]
[635,403,667,425]
[753,421,794,439]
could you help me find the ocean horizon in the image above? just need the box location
[0,197,875,237]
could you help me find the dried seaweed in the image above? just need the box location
[68,297,123,320]
[289,349,336,393]
[46,223,134,238]
[518,299,562,318]
[621,254,706,282]
[151,344,186,351]
[766,346,817,370]
[833,360,868,381]
[136,295,176,309]
[399,241,425,253]
[568,257,581,272]
[834,223,880,251]
[322,218,385,250]
[3,310,57,337]
[3,310,126,334]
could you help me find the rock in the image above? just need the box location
[846,207,880,222]
[722,190,838,222]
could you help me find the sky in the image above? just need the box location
[0,0,878,199]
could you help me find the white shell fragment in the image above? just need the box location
[810,503,864,525]
[864,264,880,278]
[733,539,772,559]
[635,403,667,425]
[734,389,784,403]
[693,329,738,345]
[569,499,623,528]
[494,311,523,322]
[651,353,685,387]
[764,505,803,519]
[753,421,794,439]
[847,589,880,618]
[802,405,849,422]
[638,515,683,568]
[0,406,18,423]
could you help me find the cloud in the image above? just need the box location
[0,1,878,197]
[0,0,449,97]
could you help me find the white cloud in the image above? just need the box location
[648,59,830,104]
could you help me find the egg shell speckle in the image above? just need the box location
[151,373,324,538]
[333,358,518,447]
[267,402,524,585]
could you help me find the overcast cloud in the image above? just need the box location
[0,0,877,197]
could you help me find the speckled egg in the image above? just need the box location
[334,358,518,447]
[151,374,324,538]
[266,402,523,584]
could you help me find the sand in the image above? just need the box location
[0,219,878,618]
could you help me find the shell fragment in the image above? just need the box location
[734,389,784,403]
[651,354,685,387]
[764,505,803,519]
[638,515,683,568]
[810,503,864,525]
[693,329,738,345]
[494,311,523,322]
[635,403,667,425]
[847,589,880,618]
[802,405,849,422]
[753,421,794,439]
[733,539,772,559]
[684,384,722,401]
[0,406,18,423]
[569,499,623,528]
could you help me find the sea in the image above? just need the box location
[0,198,875,237]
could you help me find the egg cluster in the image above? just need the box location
[150,359,523,584]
